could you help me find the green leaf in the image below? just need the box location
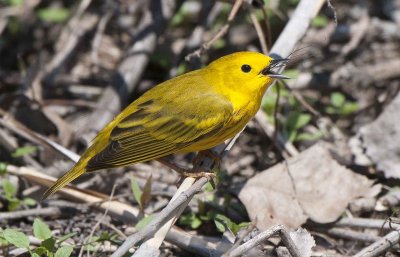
[2,179,17,197]
[31,253,40,257]
[296,131,324,142]
[180,213,202,229]
[83,236,99,252]
[140,175,152,210]
[212,39,226,50]
[231,222,250,235]
[341,102,359,115]
[312,15,329,28]
[54,245,74,257]
[3,228,30,249]
[37,8,70,23]
[0,237,8,247]
[214,214,233,233]
[284,112,312,142]
[33,219,52,240]
[290,113,312,130]
[175,63,187,76]
[57,232,77,244]
[5,0,23,6]
[325,106,336,114]
[0,162,7,174]
[130,176,142,208]
[331,92,346,107]
[41,237,56,252]
[135,215,154,230]
[7,197,20,211]
[0,229,8,246]
[12,146,37,158]
[32,246,48,256]
[214,219,226,233]
[23,197,37,206]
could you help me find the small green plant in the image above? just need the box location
[82,231,120,253]
[311,15,329,28]
[179,197,249,235]
[262,82,322,142]
[2,0,23,6]
[214,214,250,235]
[11,146,37,158]
[325,92,359,116]
[1,178,36,211]
[36,7,70,23]
[130,175,152,211]
[282,111,313,142]
[180,213,203,229]
[0,219,75,257]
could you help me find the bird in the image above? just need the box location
[42,51,288,199]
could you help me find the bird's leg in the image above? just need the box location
[191,149,221,170]
[158,158,214,178]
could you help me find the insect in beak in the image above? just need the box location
[260,57,290,79]
[268,72,291,79]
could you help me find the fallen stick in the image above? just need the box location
[353,229,400,257]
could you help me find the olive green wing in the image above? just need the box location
[86,94,233,171]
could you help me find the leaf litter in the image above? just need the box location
[239,142,380,230]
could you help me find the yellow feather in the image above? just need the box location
[42,52,284,199]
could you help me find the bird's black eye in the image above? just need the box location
[241,64,251,73]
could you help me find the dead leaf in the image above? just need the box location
[239,142,378,230]
[354,92,400,178]
[290,228,315,257]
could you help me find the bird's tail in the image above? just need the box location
[41,161,86,200]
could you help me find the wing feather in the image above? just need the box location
[86,92,233,171]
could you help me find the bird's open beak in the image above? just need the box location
[261,57,290,79]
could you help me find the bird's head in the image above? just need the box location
[206,51,289,96]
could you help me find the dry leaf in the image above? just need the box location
[239,142,378,229]
[353,92,400,178]
[290,228,315,257]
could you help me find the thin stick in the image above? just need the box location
[133,177,196,256]
[78,184,117,257]
[250,12,268,54]
[228,225,301,257]
[110,177,209,257]
[353,230,400,257]
[186,0,244,60]
[261,8,272,49]
[0,207,63,220]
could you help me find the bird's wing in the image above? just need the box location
[86,93,233,171]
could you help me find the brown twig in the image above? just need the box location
[324,228,381,243]
[221,223,256,257]
[185,0,245,61]
[110,177,210,257]
[78,183,117,257]
[228,225,301,257]
[353,230,400,257]
[91,2,115,69]
[250,12,269,54]
[0,207,65,220]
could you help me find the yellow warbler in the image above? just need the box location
[42,51,288,199]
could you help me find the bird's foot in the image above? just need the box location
[158,158,215,177]
[191,149,221,170]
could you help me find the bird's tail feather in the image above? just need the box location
[41,163,86,200]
